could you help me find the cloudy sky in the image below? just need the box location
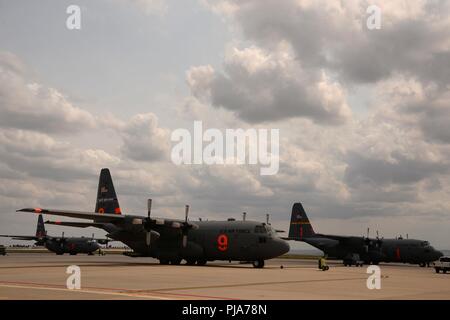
[1,0,449,250]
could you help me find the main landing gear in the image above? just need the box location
[159,258,182,265]
[159,258,207,266]
[252,260,265,268]
[185,259,207,266]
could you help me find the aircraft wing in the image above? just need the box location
[319,234,366,246]
[95,238,112,244]
[0,235,37,241]
[17,208,125,222]
[45,220,107,228]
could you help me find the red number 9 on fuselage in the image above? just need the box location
[217,234,228,251]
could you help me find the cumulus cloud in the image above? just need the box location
[2,1,450,247]
[0,128,120,182]
[205,0,450,86]
[119,113,171,162]
[187,46,351,124]
[0,52,97,134]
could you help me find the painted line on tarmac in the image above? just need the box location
[0,282,175,300]
[125,276,368,293]
[0,281,236,300]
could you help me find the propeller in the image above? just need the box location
[140,199,196,248]
[60,232,65,248]
[145,199,152,246]
[179,205,199,248]
[182,205,189,248]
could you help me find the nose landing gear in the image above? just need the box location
[252,260,265,268]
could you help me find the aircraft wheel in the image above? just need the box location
[197,259,207,266]
[159,259,169,265]
[56,253,64,255]
[252,260,264,268]
[171,258,182,265]
[186,259,196,265]
[444,270,447,274]
[435,268,440,273]
[69,252,77,256]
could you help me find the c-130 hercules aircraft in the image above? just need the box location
[284,203,443,267]
[18,169,290,268]
[0,214,108,255]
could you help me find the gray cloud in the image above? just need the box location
[215,0,450,86]
[0,52,96,134]
[344,151,448,187]
[119,113,170,162]
[187,47,351,124]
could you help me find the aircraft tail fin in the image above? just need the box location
[95,168,121,214]
[35,214,46,238]
[288,203,315,240]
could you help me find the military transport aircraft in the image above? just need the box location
[17,168,289,268]
[0,214,109,255]
[284,203,443,267]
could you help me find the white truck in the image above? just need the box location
[433,256,450,274]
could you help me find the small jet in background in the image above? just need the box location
[0,214,110,255]
[284,203,443,267]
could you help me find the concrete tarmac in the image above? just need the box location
[0,254,449,300]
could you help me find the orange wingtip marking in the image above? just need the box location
[98,208,105,213]
[114,208,121,214]
[34,208,42,213]
[55,221,61,225]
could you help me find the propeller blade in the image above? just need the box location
[182,234,188,248]
[147,199,152,219]
[146,231,151,246]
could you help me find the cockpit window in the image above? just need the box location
[265,225,275,235]
[254,225,265,233]
[421,241,430,247]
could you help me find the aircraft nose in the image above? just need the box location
[276,239,290,256]
[435,250,444,260]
